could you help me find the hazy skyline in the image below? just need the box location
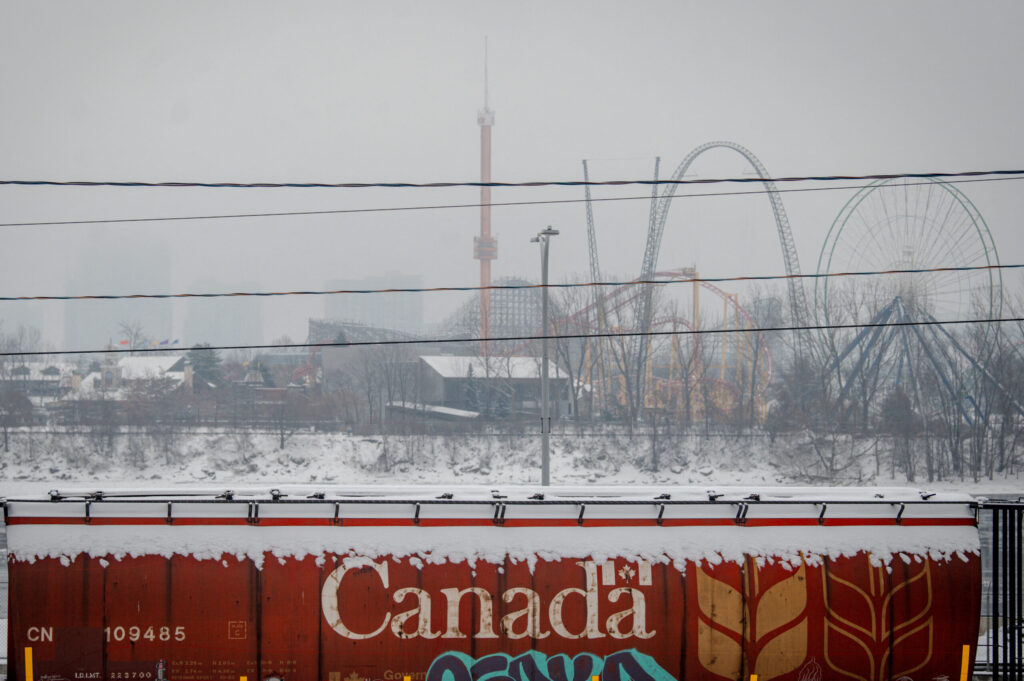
[1,1,1022,350]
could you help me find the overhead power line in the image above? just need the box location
[0,263,1020,303]
[1,168,1021,190]
[5,316,1023,358]
[1,175,1022,229]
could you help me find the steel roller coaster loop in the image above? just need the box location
[583,142,804,417]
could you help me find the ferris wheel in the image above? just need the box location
[814,177,1004,421]
[816,176,1002,331]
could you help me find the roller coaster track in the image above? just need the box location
[629,142,809,407]
[582,160,603,307]
[582,142,806,415]
[638,140,809,334]
[582,160,610,402]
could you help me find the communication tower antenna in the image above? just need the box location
[474,39,498,355]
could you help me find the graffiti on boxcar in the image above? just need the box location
[321,558,656,640]
[425,649,676,681]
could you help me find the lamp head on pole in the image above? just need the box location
[532,226,559,243]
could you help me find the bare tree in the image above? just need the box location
[552,280,601,426]
[880,387,918,481]
[605,284,663,433]
[276,389,306,449]
[0,388,32,452]
[739,285,785,428]
[118,320,149,354]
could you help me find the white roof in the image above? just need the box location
[78,372,102,391]
[117,355,183,380]
[420,355,565,379]
[71,372,127,400]
[387,401,479,419]
[0,362,74,381]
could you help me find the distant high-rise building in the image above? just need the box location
[63,232,173,351]
[182,278,263,348]
[0,301,45,341]
[323,273,423,335]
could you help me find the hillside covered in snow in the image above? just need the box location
[0,427,1020,497]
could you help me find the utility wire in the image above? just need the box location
[1,169,1022,190]
[1,263,1020,303]
[5,316,1023,358]
[2,175,1023,229]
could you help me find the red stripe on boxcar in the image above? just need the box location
[5,515,976,527]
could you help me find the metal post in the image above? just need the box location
[532,226,558,486]
[541,236,550,486]
[1010,504,1016,681]
[1018,508,1023,679]
[1001,505,1006,681]
[994,507,1001,679]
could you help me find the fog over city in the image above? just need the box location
[1,1,1022,348]
[0,0,1021,489]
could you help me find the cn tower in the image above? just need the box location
[474,44,497,356]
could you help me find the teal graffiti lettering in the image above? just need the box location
[425,650,675,681]
[427,651,474,681]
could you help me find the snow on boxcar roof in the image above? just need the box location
[1,484,976,503]
[2,485,980,569]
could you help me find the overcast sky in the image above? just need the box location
[1,1,1021,349]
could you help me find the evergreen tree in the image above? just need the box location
[463,364,480,412]
[187,344,224,387]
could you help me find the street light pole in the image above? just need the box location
[531,226,559,486]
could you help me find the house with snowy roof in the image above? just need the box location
[0,362,75,400]
[69,354,187,399]
[47,354,189,425]
[417,355,570,416]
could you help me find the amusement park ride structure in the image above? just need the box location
[559,267,775,422]
[474,45,498,357]
[573,143,1013,424]
[578,142,802,421]
[815,176,1020,425]
[464,53,804,420]
[464,111,1012,424]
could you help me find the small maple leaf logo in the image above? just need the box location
[345,672,363,681]
[618,565,636,582]
[798,658,822,681]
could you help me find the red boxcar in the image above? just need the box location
[5,487,980,681]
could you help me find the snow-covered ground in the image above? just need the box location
[0,427,1020,497]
